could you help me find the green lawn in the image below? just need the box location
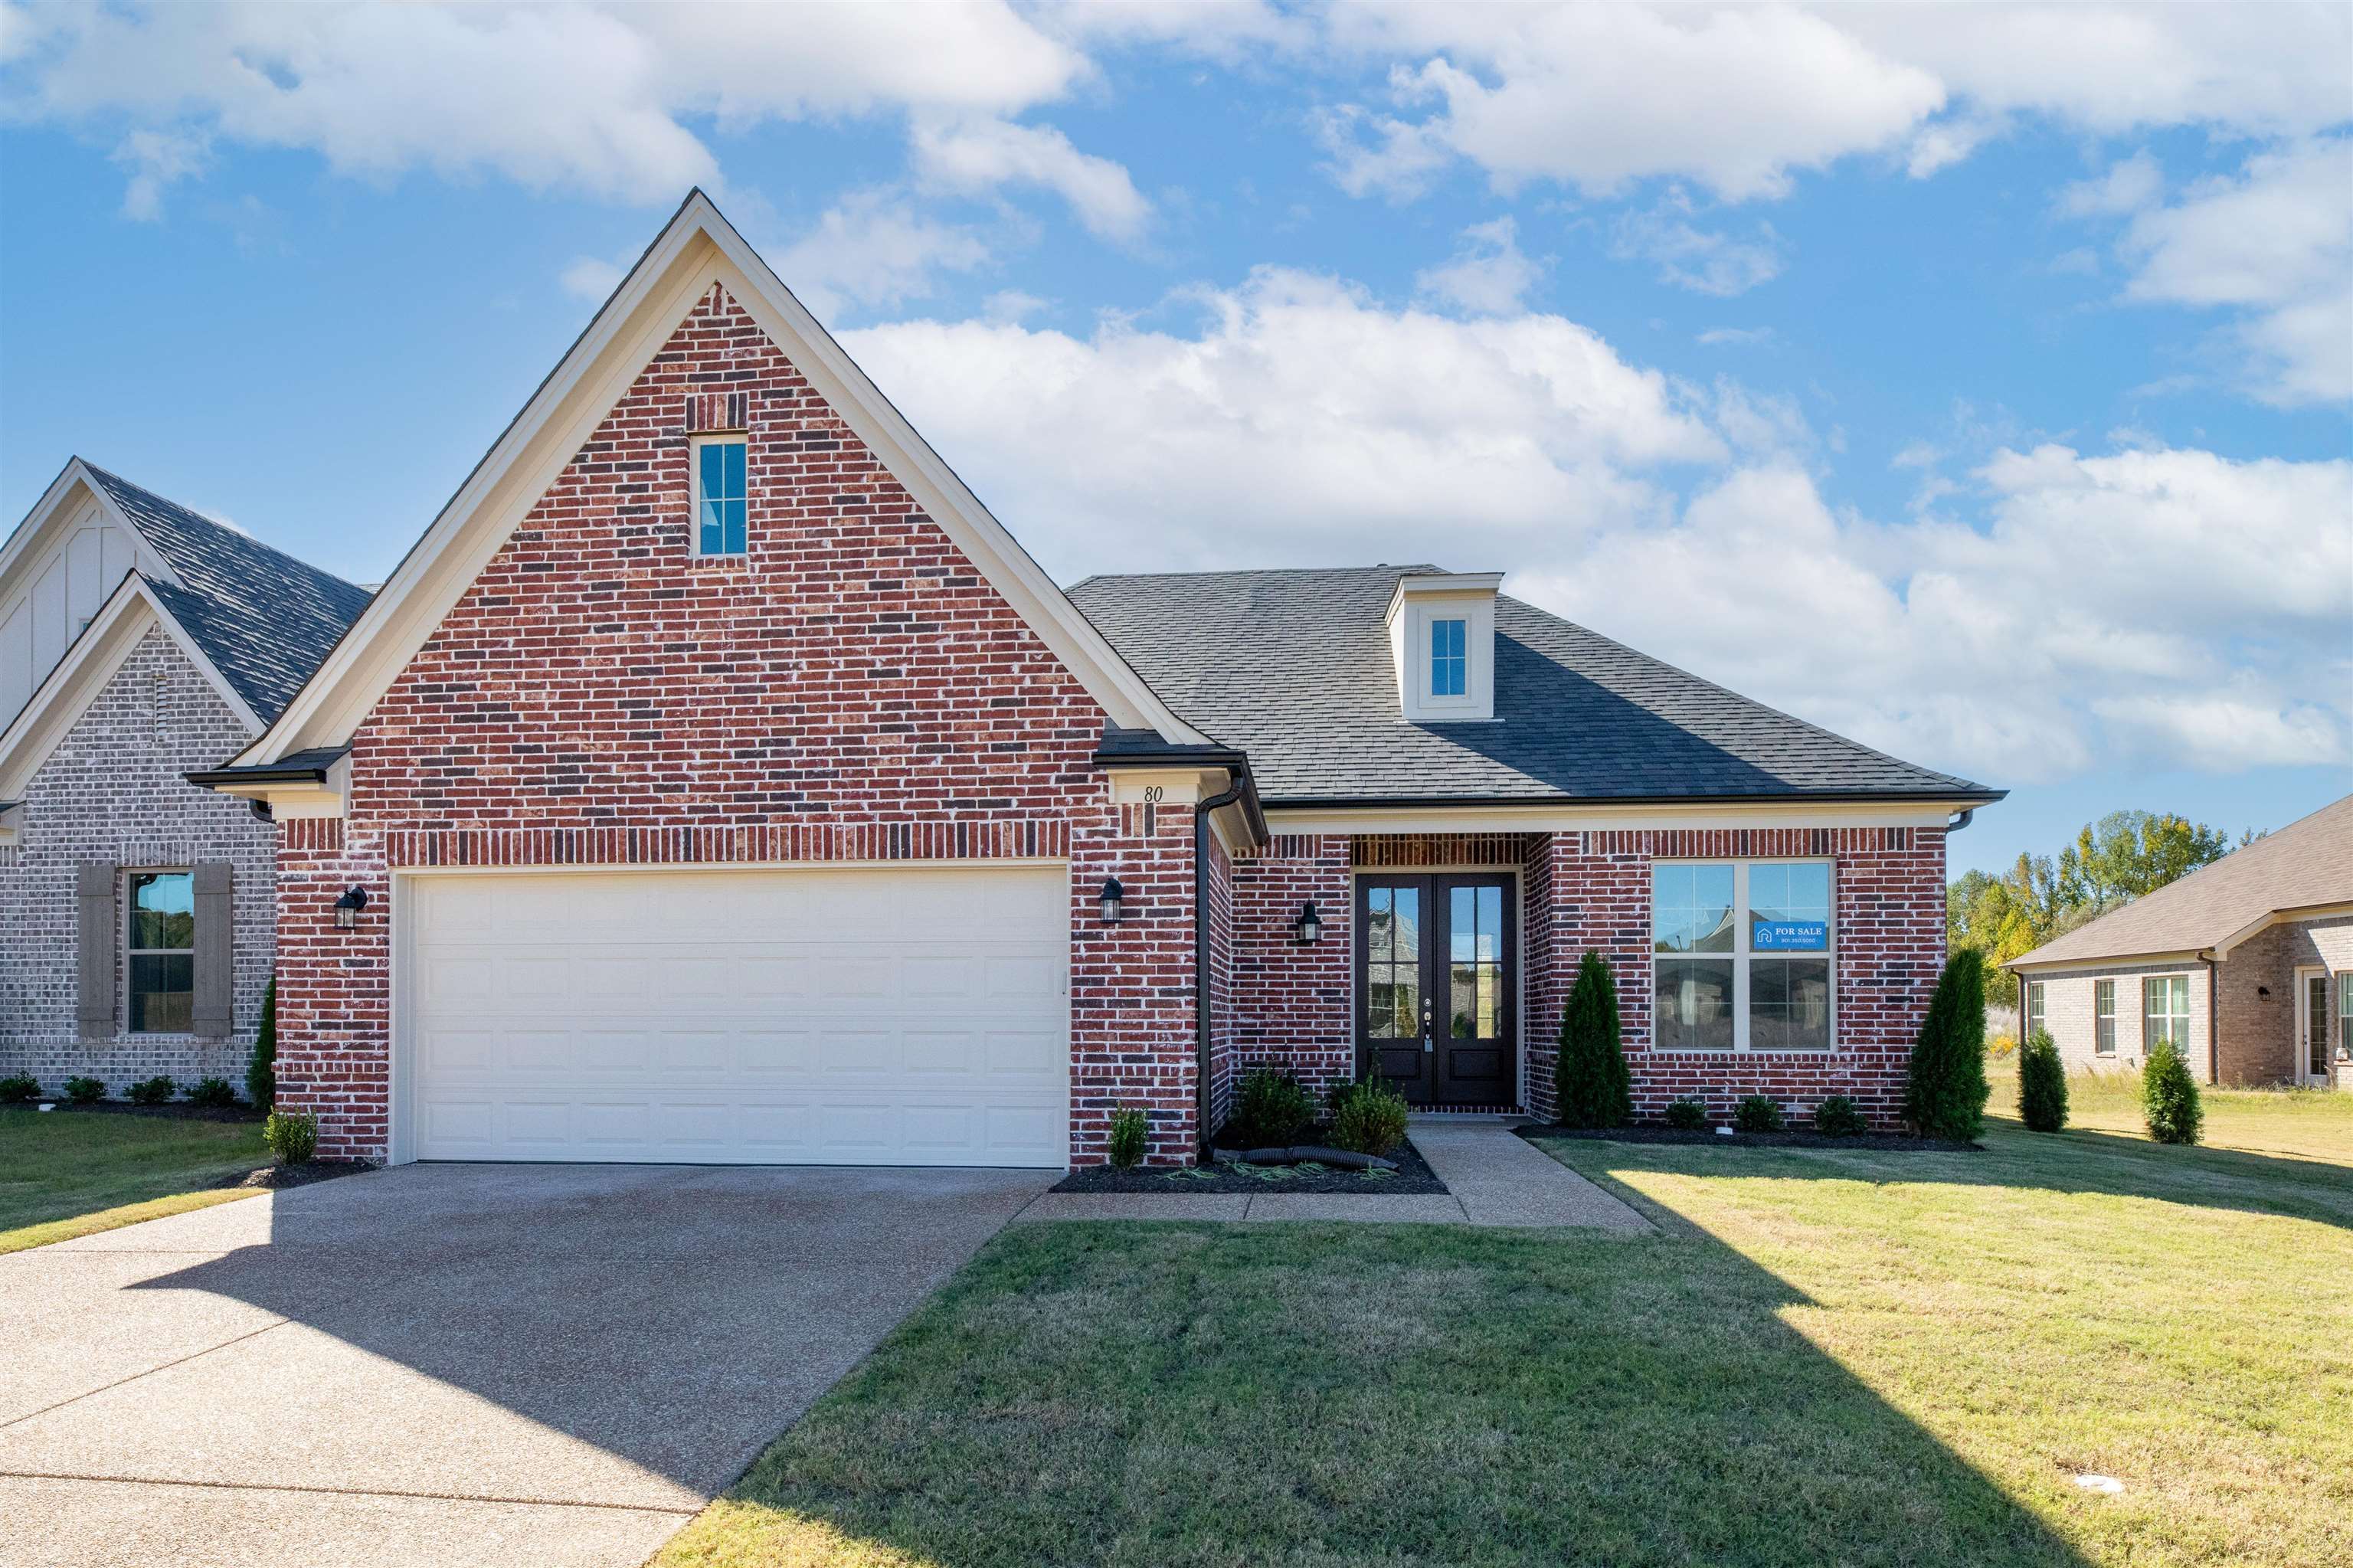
[657,1095,2353,1568]
[1988,1057,2353,1164]
[0,1108,269,1254]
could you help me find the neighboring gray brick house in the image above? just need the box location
[0,460,369,1095]
[2006,794,2353,1089]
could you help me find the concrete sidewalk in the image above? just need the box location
[1014,1118,1653,1231]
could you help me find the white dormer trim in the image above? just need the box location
[1386,573,1503,724]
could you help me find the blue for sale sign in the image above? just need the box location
[1752,920,1828,951]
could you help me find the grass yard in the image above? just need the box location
[1988,1056,2353,1164]
[0,1108,268,1255]
[658,1095,2352,1568]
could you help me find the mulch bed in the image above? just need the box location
[232,1160,373,1191]
[1517,1123,1982,1153]
[23,1099,264,1123]
[1054,1136,1448,1195]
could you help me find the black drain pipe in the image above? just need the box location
[1194,767,1261,1160]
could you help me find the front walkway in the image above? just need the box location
[1015,1118,1654,1231]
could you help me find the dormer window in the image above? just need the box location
[1386,572,1501,722]
[693,434,748,557]
[1431,618,1467,697]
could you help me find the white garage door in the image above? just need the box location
[401,866,1069,1167]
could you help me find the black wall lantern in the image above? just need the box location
[1293,901,1324,944]
[332,885,369,930]
[1098,876,1124,925]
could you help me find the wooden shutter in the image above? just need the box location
[77,863,116,1039]
[191,863,234,1039]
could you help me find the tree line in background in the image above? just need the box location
[1948,810,2258,1006]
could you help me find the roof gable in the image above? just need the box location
[227,190,1209,770]
[1068,565,1999,806]
[2009,794,2353,968]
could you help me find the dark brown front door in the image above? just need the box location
[1356,874,1516,1107]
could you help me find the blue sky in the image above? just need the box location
[2,2,2347,874]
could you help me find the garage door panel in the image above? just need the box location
[404,867,1068,1166]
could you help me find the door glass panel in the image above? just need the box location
[2311,975,2331,1075]
[1448,884,1507,1039]
[1366,885,1419,1039]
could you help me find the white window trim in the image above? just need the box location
[1429,615,1468,699]
[2025,979,2047,1041]
[123,866,195,1038]
[689,431,749,560]
[2140,973,2191,1052]
[2093,979,2116,1056]
[1651,858,1838,1054]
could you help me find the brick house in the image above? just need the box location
[0,461,371,1092]
[194,192,2001,1167]
[2006,794,2352,1089]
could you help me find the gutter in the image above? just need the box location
[1264,787,2008,811]
[185,745,349,790]
[1193,765,1258,1162]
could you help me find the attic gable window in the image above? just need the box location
[693,434,748,557]
[1432,618,1467,696]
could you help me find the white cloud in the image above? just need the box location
[1414,217,1543,314]
[766,192,993,322]
[909,116,1150,244]
[2057,152,2163,218]
[1697,327,1775,347]
[110,127,208,221]
[1610,196,1787,296]
[843,272,2345,785]
[1321,3,2351,201]
[3,1,1088,208]
[558,254,627,302]
[1325,5,1945,201]
[841,267,1720,571]
[2106,137,2353,405]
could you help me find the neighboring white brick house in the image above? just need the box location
[0,460,370,1097]
[0,627,274,1088]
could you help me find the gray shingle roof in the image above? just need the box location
[2008,794,2353,968]
[84,463,373,724]
[1066,565,1998,806]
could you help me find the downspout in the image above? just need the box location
[2205,953,2220,1085]
[1194,767,1253,1163]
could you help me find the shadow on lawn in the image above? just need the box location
[654,1220,2092,1568]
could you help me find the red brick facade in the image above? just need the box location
[273,284,1199,1165]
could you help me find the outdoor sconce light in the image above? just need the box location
[1294,902,1324,944]
[1098,877,1124,925]
[332,885,369,930]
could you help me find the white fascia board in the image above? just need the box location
[2212,901,2353,960]
[0,460,178,606]
[233,191,1210,768]
[1263,799,1972,836]
[2003,951,2211,976]
[0,574,262,799]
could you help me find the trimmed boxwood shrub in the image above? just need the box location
[1227,1067,1314,1147]
[186,1077,240,1109]
[265,1108,319,1166]
[126,1076,176,1106]
[1106,1106,1148,1170]
[1330,1075,1410,1158]
[1663,1098,1707,1130]
[1733,1095,1785,1133]
[64,1076,105,1104]
[2018,1029,2068,1133]
[1813,1095,1867,1137]
[246,974,278,1111]
[1554,950,1632,1128]
[1904,948,1990,1141]
[2142,1040,2203,1145]
[0,1074,39,1105]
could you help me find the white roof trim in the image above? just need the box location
[2212,900,2353,960]
[230,189,1212,768]
[0,572,263,799]
[0,458,180,605]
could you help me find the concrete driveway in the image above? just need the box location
[0,1162,1053,1568]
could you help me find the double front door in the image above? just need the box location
[1356,874,1516,1107]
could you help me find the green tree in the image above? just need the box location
[1554,950,1632,1128]
[2017,1029,2067,1133]
[2142,1040,2204,1145]
[1905,948,1989,1141]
